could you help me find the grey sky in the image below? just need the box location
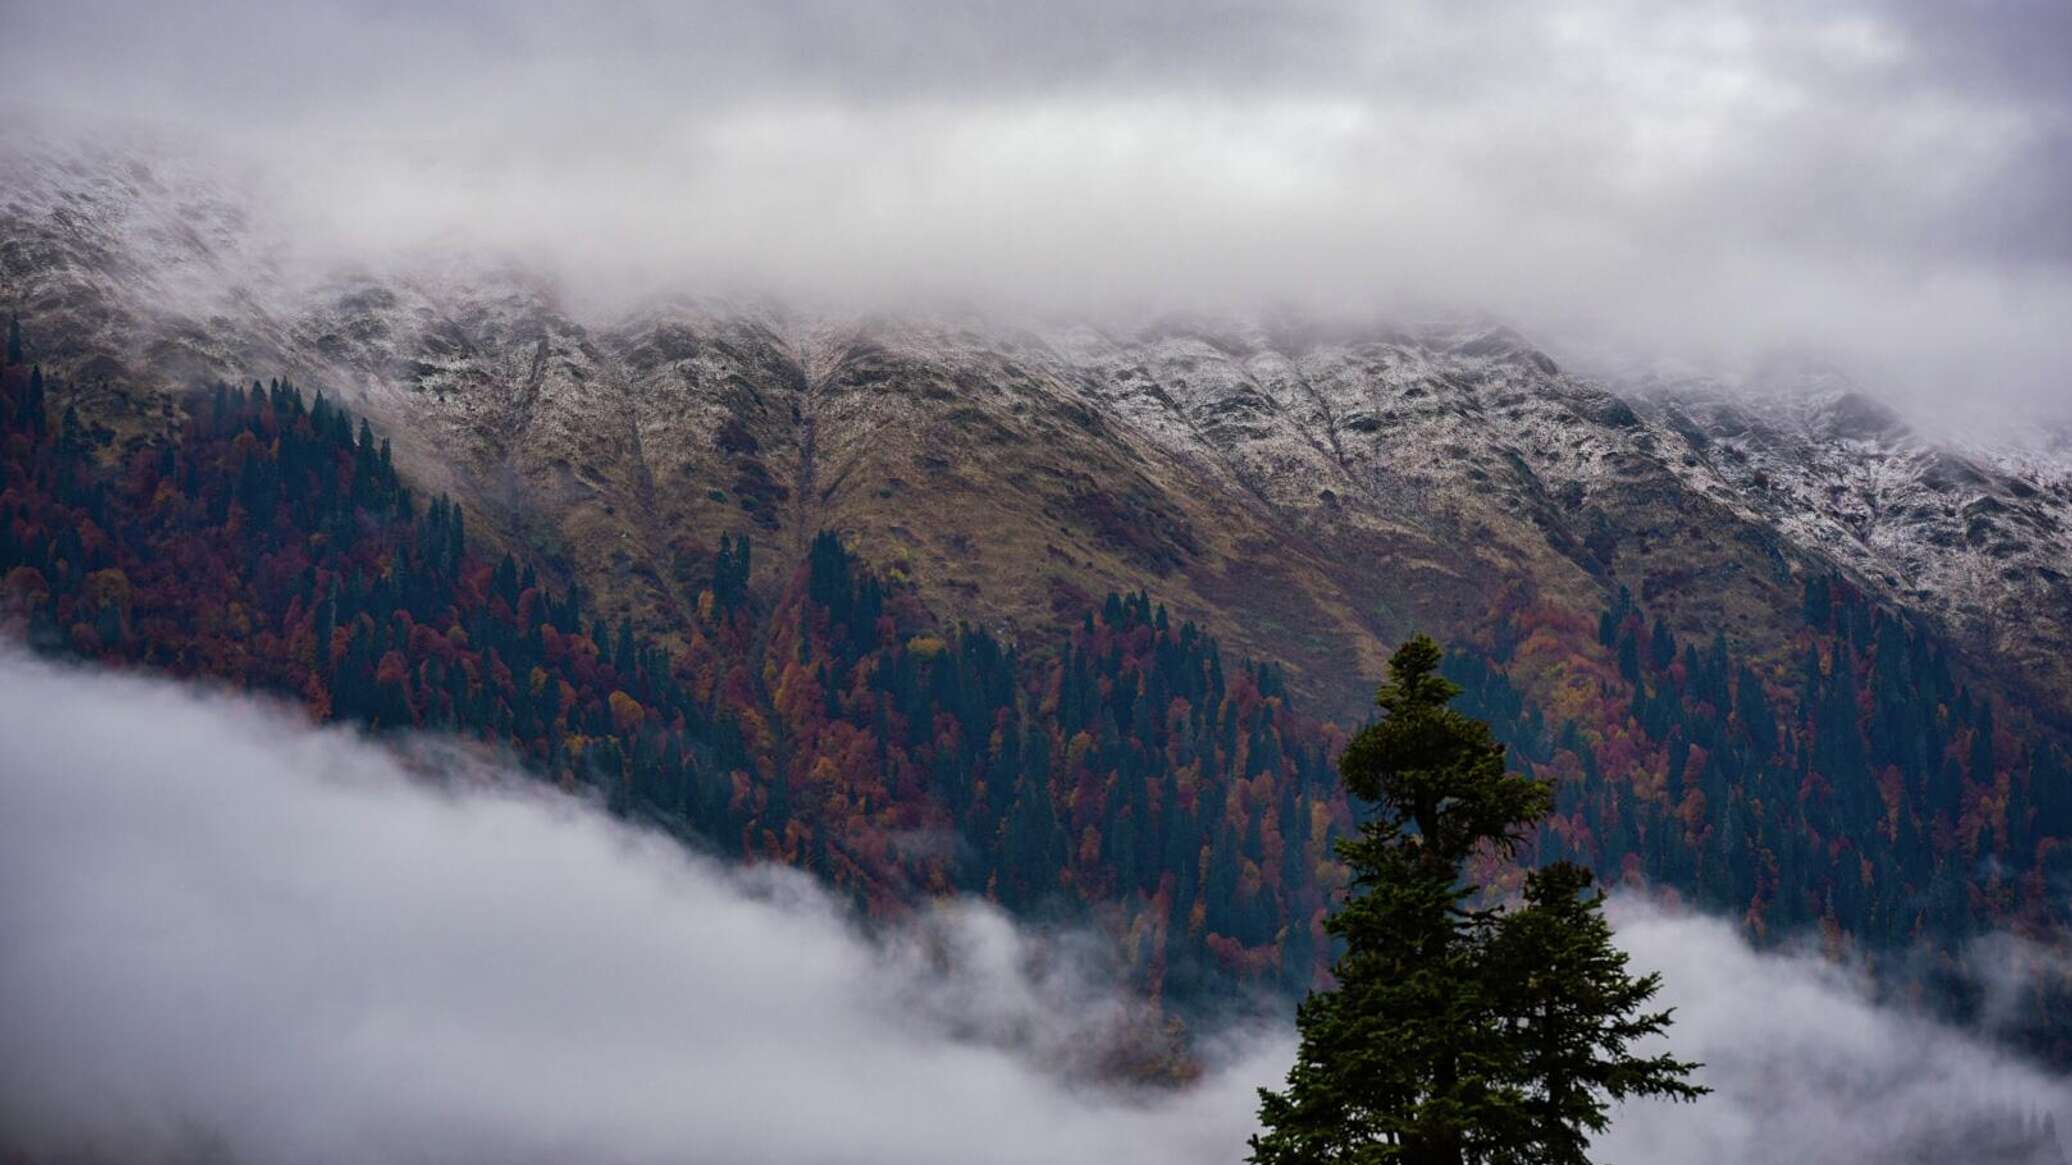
[3,1,2069,409]
[2,654,2066,1163]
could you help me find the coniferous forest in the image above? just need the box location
[4,344,2069,1057]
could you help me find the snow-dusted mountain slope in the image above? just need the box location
[1624,375,2072,709]
[5,138,2068,718]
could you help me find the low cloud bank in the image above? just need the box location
[1601,906,2070,1164]
[0,657,1282,1164]
[0,655,2065,1163]
[10,2,2072,411]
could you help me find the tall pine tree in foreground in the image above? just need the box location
[1252,635,1704,1165]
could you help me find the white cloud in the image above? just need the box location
[4,1,2069,410]
[1601,904,2072,1164]
[0,653,2065,1163]
[0,655,1285,1165]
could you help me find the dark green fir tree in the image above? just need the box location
[1251,634,1705,1165]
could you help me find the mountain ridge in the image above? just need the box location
[4,137,2070,730]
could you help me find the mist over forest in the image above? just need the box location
[1,655,2064,1165]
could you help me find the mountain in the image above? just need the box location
[1623,369,2072,722]
[7,138,2069,730]
[6,133,2071,1044]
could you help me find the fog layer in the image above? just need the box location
[0,655,2065,1163]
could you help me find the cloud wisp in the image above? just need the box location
[0,653,2066,1163]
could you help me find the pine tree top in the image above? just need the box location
[1252,634,1705,1165]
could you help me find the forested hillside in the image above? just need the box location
[1444,584,2072,944]
[1446,582,2072,1058]
[0,349,1357,1010]
[4,339,2068,1053]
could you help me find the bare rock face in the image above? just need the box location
[6,139,2070,719]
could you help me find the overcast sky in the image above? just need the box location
[2,653,2067,1163]
[4,0,2070,409]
